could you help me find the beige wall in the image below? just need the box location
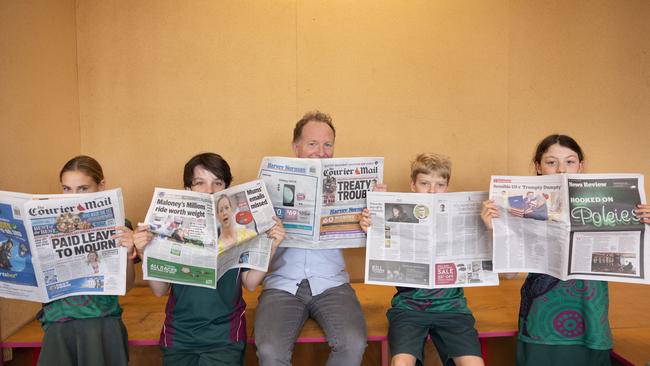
[1,0,649,344]
[74,0,650,282]
[0,0,80,339]
[507,0,650,175]
[76,1,298,220]
[73,0,650,219]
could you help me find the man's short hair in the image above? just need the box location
[292,110,336,143]
[183,153,233,189]
[410,153,451,183]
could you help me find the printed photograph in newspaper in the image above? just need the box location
[385,203,424,224]
[495,188,563,222]
[591,252,638,275]
[215,192,258,254]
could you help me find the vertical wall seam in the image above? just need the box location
[295,0,299,118]
[506,0,511,175]
[73,0,82,154]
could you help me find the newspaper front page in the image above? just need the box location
[0,189,128,302]
[365,191,498,289]
[490,174,649,284]
[143,179,276,288]
[258,157,384,249]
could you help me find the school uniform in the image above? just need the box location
[517,274,612,366]
[37,220,134,366]
[387,287,482,366]
[160,268,247,366]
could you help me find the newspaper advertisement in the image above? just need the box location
[490,174,649,284]
[258,157,384,249]
[0,189,127,302]
[365,191,499,288]
[142,179,276,288]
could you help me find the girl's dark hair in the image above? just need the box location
[60,155,104,184]
[183,153,233,189]
[533,134,585,165]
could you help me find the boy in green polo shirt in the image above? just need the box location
[133,153,285,366]
[361,153,484,366]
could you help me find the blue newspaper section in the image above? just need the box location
[0,202,38,287]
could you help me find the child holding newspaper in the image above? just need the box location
[481,134,650,366]
[37,155,136,366]
[133,152,285,366]
[360,153,484,366]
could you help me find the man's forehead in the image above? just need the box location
[299,121,335,139]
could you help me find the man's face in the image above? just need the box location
[410,172,449,194]
[292,121,335,158]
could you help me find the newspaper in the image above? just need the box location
[490,174,649,284]
[0,189,127,302]
[258,157,384,249]
[215,235,274,281]
[365,191,499,289]
[142,179,276,288]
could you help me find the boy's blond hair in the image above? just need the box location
[410,153,451,183]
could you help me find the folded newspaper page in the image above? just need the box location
[365,191,499,289]
[215,235,274,281]
[0,189,127,302]
[142,179,276,288]
[258,157,384,249]
[490,174,649,284]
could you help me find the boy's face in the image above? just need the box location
[410,172,448,194]
[190,165,226,194]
